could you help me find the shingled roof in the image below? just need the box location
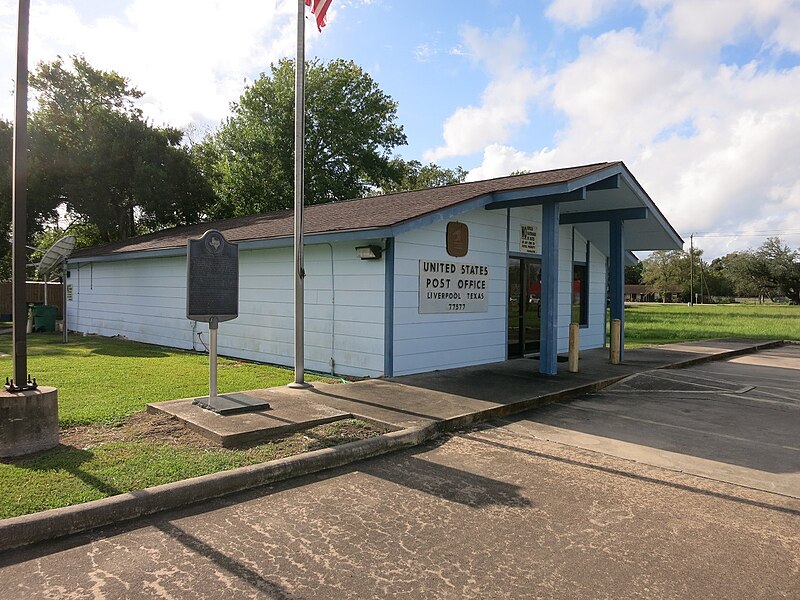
[72,162,616,259]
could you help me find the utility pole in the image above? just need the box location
[8,0,33,391]
[689,233,694,307]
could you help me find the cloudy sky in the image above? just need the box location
[1,0,799,258]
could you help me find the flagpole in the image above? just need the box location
[289,0,311,388]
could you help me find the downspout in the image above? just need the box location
[325,243,336,375]
[505,208,510,360]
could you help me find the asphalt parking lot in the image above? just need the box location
[504,344,800,498]
[0,345,797,598]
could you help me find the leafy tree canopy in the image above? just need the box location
[641,249,689,300]
[752,237,800,303]
[625,262,643,285]
[198,58,408,217]
[28,55,214,243]
[376,159,467,194]
[706,239,799,303]
[30,222,103,266]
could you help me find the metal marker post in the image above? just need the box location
[209,317,218,399]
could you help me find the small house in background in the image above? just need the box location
[625,284,656,302]
[66,162,683,378]
[624,285,683,303]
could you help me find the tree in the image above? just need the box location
[625,262,643,285]
[702,258,735,299]
[754,237,800,304]
[199,58,407,217]
[0,117,61,279]
[31,222,103,263]
[641,250,688,301]
[713,251,768,299]
[376,159,467,194]
[711,240,800,303]
[28,55,214,242]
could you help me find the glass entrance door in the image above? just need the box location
[508,257,542,357]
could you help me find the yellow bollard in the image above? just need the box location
[610,318,621,364]
[568,323,579,373]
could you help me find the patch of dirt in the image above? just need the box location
[60,412,222,450]
[58,413,388,453]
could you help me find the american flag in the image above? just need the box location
[305,0,332,31]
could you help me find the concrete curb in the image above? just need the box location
[0,425,435,553]
[661,340,785,370]
[0,339,782,552]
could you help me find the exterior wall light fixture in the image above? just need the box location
[356,245,382,260]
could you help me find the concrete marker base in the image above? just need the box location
[0,386,59,458]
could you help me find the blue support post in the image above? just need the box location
[609,218,625,362]
[540,201,560,375]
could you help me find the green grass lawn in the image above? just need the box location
[0,333,377,519]
[0,418,383,519]
[0,333,330,427]
[623,303,800,347]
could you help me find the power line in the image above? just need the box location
[689,231,800,238]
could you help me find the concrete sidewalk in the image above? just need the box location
[0,338,784,551]
[150,338,783,445]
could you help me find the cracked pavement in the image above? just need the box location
[1,348,798,599]
[1,429,798,598]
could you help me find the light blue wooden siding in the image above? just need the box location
[556,230,607,352]
[67,241,386,378]
[556,225,574,353]
[392,208,508,376]
[584,241,608,349]
[68,256,194,349]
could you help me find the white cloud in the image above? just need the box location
[546,0,800,57]
[424,22,549,162]
[0,0,302,128]
[663,0,800,56]
[466,144,558,181]
[546,0,620,28]
[770,3,800,53]
[464,3,800,256]
[425,70,548,162]
[414,43,434,62]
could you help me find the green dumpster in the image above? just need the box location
[32,304,58,332]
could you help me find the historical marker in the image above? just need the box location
[186,231,268,414]
[187,229,239,322]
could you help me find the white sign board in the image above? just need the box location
[520,224,539,254]
[419,260,489,314]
